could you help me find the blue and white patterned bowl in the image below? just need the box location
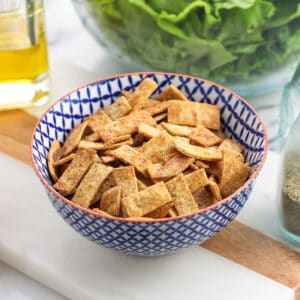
[31,72,268,256]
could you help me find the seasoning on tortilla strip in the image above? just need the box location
[83,132,101,142]
[194,160,209,169]
[156,85,187,101]
[166,174,198,215]
[145,101,169,115]
[204,160,222,179]
[161,122,195,137]
[218,138,244,153]
[105,134,132,146]
[100,186,122,216]
[147,153,194,180]
[184,169,208,193]
[53,153,76,167]
[97,173,116,196]
[145,202,174,218]
[189,125,222,147]
[138,123,162,139]
[110,145,153,177]
[168,100,220,129]
[99,110,156,142]
[112,166,138,198]
[175,139,222,161]
[86,110,112,132]
[219,149,251,197]
[78,138,133,151]
[127,78,158,109]
[53,148,95,196]
[55,121,89,160]
[101,155,117,164]
[208,175,222,202]
[48,140,61,182]
[72,162,113,208]
[122,182,172,217]
[104,96,132,120]
[193,187,214,209]
[140,131,176,163]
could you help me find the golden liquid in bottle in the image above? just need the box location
[0,8,49,109]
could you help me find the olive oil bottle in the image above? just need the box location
[0,0,49,110]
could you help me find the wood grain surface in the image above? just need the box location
[0,109,299,298]
[0,110,36,164]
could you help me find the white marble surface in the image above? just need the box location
[0,152,295,300]
[0,0,297,299]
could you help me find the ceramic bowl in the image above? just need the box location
[31,72,268,256]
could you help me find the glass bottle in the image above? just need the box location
[0,0,49,110]
[278,63,300,247]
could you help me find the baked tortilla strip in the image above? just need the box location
[83,132,101,142]
[175,139,222,161]
[54,121,89,160]
[122,182,172,217]
[127,78,158,109]
[53,148,95,196]
[205,160,222,179]
[100,186,122,216]
[195,160,209,169]
[219,149,251,197]
[101,155,117,164]
[160,122,195,137]
[52,153,76,167]
[78,138,133,151]
[168,208,178,218]
[97,173,116,196]
[104,96,132,120]
[193,187,214,209]
[110,145,152,177]
[189,125,222,147]
[137,178,148,191]
[147,153,194,180]
[168,100,220,129]
[184,169,209,193]
[218,138,244,153]
[72,162,113,208]
[138,123,162,139]
[156,85,188,101]
[166,174,198,215]
[133,98,161,111]
[86,109,112,132]
[153,112,167,123]
[48,140,61,182]
[112,166,138,198]
[92,208,111,217]
[144,101,169,115]
[145,202,174,219]
[208,175,222,202]
[99,110,156,142]
[140,131,176,163]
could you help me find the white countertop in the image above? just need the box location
[0,0,297,299]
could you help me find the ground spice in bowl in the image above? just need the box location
[281,151,300,236]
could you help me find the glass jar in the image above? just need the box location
[279,115,300,246]
[278,63,300,247]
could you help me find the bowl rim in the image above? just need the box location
[30,71,268,223]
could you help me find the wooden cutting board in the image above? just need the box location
[0,109,299,299]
